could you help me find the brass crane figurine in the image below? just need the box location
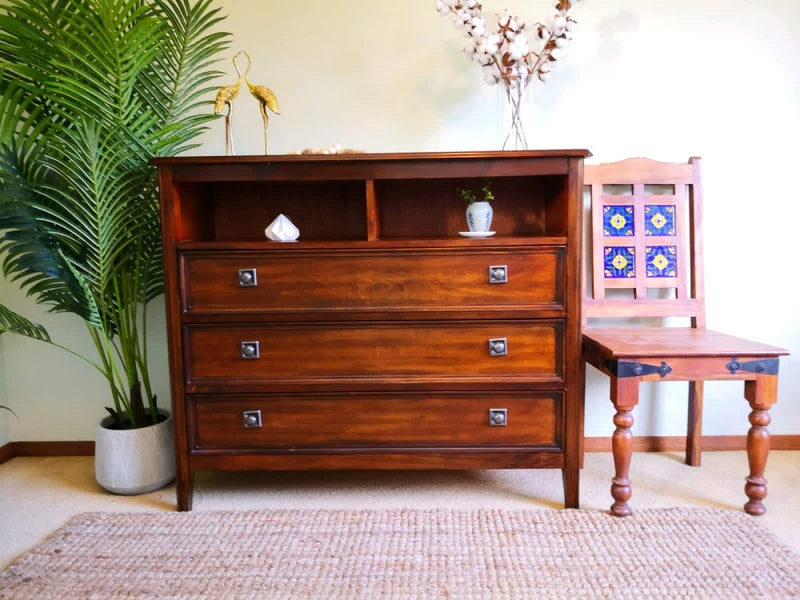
[213,51,243,155]
[243,51,280,154]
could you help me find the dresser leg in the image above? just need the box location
[609,377,639,517]
[743,376,778,516]
[562,466,580,509]
[176,472,194,511]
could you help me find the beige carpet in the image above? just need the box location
[1,508,798,599]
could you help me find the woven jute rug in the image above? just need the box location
[1,508,798,599]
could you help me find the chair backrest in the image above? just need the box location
[582,157,706,329]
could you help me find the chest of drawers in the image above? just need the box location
[154,150,588,510]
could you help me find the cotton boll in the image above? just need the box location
[514,34,530,54]
[545,9,562,31]
[476,49,493,66]
[486,33,501,54]
[482,65,500,85]
[474,40,492,65]
[535,24,549,40]
[537,64,551,82]
[469,16,485,37]
[464,43,477,60]
[508,39,526,60]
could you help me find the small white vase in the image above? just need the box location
[466,201,493,232]
[95,409,175,495]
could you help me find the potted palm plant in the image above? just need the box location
[0,0,231,493]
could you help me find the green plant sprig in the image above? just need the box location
[458,179,494,204]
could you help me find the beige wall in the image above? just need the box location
[1,0,798,443]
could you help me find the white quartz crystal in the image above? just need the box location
[264,213,300,241]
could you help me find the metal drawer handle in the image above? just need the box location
[240,341,260,359]
[243,410,262,428]
[238,268,258,287]
[489,265,508,284]
[489,408,507,426]
[488,338,508,356]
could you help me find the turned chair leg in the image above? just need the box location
[686,380,704,466]
[609,377,640,517]
[743,375,778,516]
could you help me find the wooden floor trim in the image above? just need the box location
[0,441,94,464]
[1,436,798,466]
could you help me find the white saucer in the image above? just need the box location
[459,231,496,238]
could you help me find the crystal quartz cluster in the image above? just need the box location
[264,213,300,241]
[435,0,580,149]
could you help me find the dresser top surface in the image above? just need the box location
[152,149,591,167]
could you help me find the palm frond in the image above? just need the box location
[0,304,51,342]
[0,0,232,428]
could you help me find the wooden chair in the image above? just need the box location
[581,157,788,517]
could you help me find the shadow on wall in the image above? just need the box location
[597,11,640,61]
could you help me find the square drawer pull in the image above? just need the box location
[243,410,262,428]
[489,408,508,426]
[488,338,508,356]
[489,265,508,284]
[238,268,258,287]
[240,341,260,359]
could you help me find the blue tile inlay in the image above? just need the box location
[645,205,675,236]
[603,205,634,237]
[604,247,635,278]
[645,245,677,278]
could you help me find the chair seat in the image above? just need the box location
[584,327,787,359]
[583,328,787,382]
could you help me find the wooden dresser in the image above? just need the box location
[153,150,589,510]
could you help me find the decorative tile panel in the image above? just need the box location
[645,245,677,278]
[644,205,675,236]
[603,205,634,237]
[604,247,635,278]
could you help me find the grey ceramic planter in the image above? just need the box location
[95,409,175,495]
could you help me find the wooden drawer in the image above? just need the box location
[179,247,565,317]
[183,320,564,391]
[189,392,563,450]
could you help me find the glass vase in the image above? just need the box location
[499,78,532,150]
